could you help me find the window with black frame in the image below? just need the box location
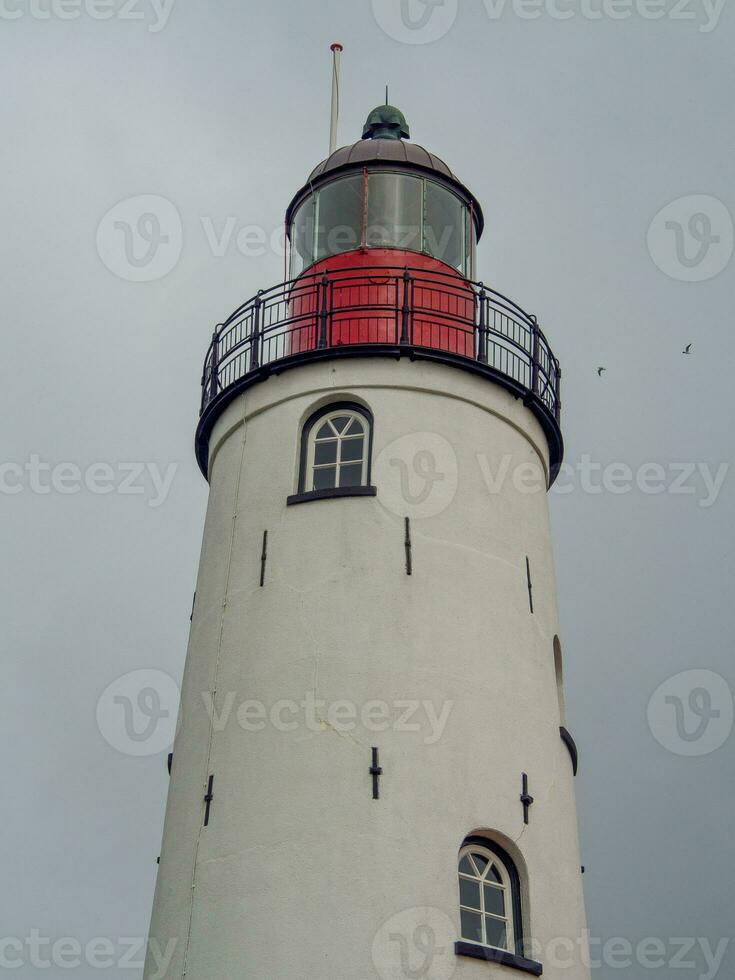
[299,405,372,493]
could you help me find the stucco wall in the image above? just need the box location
[145,358,589,980]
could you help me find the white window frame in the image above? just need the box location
[305,408,370,492]
[458,844,515,953]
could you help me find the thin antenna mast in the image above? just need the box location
[329,43,343,155]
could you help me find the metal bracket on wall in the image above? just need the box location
[204,775,215,827]
[404,518,412,576]
[260,530,268,587]
[369,747,383,800]
[520,773,534,824]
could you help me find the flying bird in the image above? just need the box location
[682,344,693,355]
[597,367,606,377]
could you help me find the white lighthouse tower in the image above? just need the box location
[144,103,590,980]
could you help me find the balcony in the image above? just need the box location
[196,265,562,482]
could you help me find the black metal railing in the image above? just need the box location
[199,265,561,424]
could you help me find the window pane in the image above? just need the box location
[316,422,333,438]
[315,177,363,260]
[459,877,481,910]
[331,415,351,433]
[484,884,505,917]
[340,437,364,462]
[290,195,315,277]
[424,181,465,271]
[459,856,475,876]
[313,466,336,491]
[314,441,338,466]
[472,852,489,875]
[484,916,508,951]
[486,864,501,883]
[366,173,422,251]
[460,910,483,944]
[338,463,363,488]
[345,417,364,435]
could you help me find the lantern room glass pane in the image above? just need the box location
[424,181,465,272]
[315,176,363,262]
[366,173,422,252]
[290,195,316,278]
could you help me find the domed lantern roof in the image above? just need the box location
[286,105,484,241]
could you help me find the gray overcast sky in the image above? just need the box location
[2,1,734,977]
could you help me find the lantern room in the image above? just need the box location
[285,104,484,280]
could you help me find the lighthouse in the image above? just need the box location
[144,103,590,979]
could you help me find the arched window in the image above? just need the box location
[456,838,541,973]
[294,404,374,498]
[458,843,517,952]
